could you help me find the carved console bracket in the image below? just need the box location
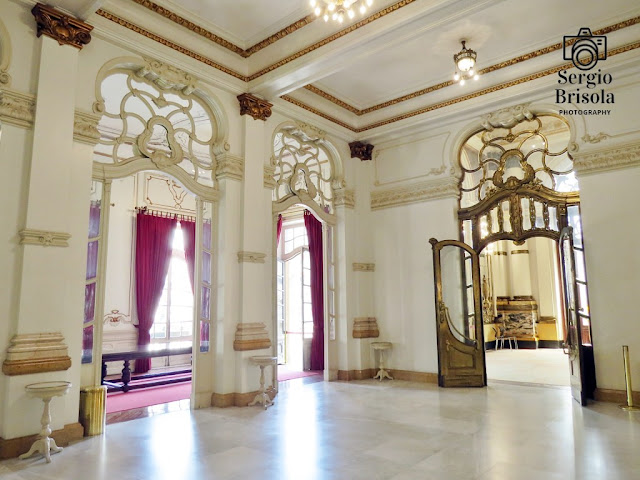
[0,89,35,128]
[334,188,355,209]
[237,251,266,263]
[349,141,374,161]
[216,153,244,181]
[353,317,380,339]
[2,332,71,375]
[233,323,272,351]
[237,93,272,121]
[19,229,71,247]
[74,111,101,145]
[263,164,277,189]
[31,3,93,50]
[353,263,375,272]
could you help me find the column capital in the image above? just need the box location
[237,93,272,121]
[349,141,374,161]
[31,3,93,50]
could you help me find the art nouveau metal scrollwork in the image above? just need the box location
[458,113,580,251]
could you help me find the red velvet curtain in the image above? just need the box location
[304,210,324,371]
[135,213,177,373]
[276,214,283,245]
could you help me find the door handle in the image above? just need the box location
[562,341,569,355]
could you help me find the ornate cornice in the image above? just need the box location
[371,177,458,210]
[334,188,355,209]
[74,111,101,145]
[237,93,272,121]
[353,263,375,272]
[353,317,379,338]
[0,89,35,128]
[349,141,374,161]
[264,164,277,189]
[573,140,640,176]
[281,95,353,131]
[31,3,93,50]
[233,322,271,351]
[19,229,71,247]
[215,153,244,181]
[2,332,71,376]
[237,251,266,263]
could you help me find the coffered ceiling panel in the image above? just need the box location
[313,0,640,108]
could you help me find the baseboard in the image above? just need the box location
[211,386,277,408]
[594,388,640,405]
[337,368,438,384]
[0,422,83,459]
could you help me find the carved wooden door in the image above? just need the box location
[430,238,486,387]
[559,227,587,405]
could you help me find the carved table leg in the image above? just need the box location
[121,360,131,392]
[19,397,63,463]
[249,364,273,410]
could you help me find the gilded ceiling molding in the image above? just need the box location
[349,141,374,161]
[306,16,640,116]
[334,188,355,209]
[371,177,458,210]
[233,323,271,351]
[280,95,354,131]
[215,153,244,181]
[237,251,267,263]
[237,93,272,121]
[19,229,71,247]
[2,332,71,376]
[264,164,277,189]
[31,3,93,50]
[95,10,246,81]
[353,263,375,272]
[244,15,315,57]
[0,89,35,128]
[74,111,101,145]
[573,140,640,176]
[247,0,419,81]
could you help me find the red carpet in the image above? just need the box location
[106,382,191,413]
[278,370,322,382]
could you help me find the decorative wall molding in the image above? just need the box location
[19,229,71,247]
[370,177,459,210]
[581,132,611,144]
[143,173,197,214]
[237,251,266,263]
[2,332,71,376]
[237,93,272,121]
[334,188,355,209]
[264,164,277,189]
[0,17,12,87]
[353,317,379,338]
[103,309,132,327]
[73,110,101,145]
[31,3,93,50]
[0,89,35,128]
[215,153,244,181]
[353,263,375,272]
[349,141,374,161]
[480,103,533,131]
[573,140,640,176]
[233,323,272,351]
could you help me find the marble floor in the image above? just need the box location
[486,349,571,386]
[1,378,639,480]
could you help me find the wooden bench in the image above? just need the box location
[101,346,192,392]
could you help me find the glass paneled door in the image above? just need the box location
[430,238,486,387]
[560,226,589,405]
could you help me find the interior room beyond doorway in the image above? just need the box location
[481,237,570,386]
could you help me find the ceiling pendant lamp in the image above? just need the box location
[453,40,480,85]
[310,0,373,24]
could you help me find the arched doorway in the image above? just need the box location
[81,57,227,413]
[430,108,595,405]
[270,122,342,383]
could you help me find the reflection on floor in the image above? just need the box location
[278,363,323,382]
[486,348,570,386]
[3,378,639,479]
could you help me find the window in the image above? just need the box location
[151,222,193,345]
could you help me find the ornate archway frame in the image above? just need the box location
[88,56,228,393]
[0,16,12,87]
[451,103,580,252]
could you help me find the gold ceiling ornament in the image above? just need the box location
[453,40,480,86]
[310,0,373,23]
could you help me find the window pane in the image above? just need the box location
[202,251,211,284]
[202,220,212,250]
[303,303,313,323]
[86,241,99,280]
[201,286,210,320]
[88,202,101,238]
[82,325,93,364]
[200,321,210,352]
[303,268,311,286]
[303,286,311,303]
[84,283,96,324]
[285,229,293,241]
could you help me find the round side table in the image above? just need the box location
[248,356,277,410]
[371,342,393,381]
[19,381,72,463]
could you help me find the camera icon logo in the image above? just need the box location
[563,28,607,71]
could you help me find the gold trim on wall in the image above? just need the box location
[511,250,530,255]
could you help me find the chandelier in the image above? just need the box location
[310,0,374,23]
[453,40,480,85]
